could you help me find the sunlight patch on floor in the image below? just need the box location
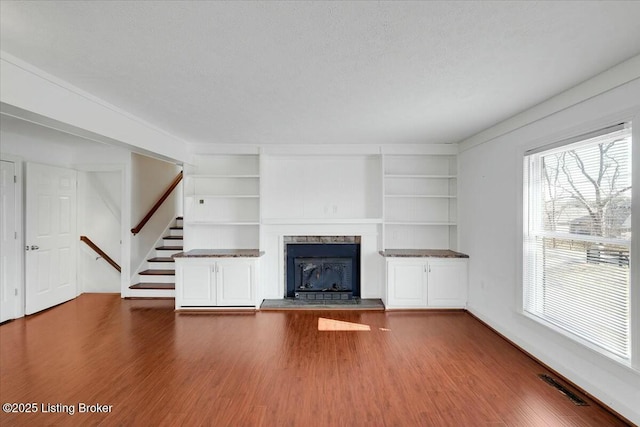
[318,317,371,331]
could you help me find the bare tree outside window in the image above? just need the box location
[541,134,632,240]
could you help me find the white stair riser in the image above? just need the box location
[148,261,176,270]
[176,219,183,227]
[129,289,175,298]
[169,228,184,237]
[163,239,183,246]
[138,274,175,284]
[156,249,182,257]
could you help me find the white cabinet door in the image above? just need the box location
[427,259,467,308]
[217,260,255,306]
[177,263,215,307]
[386,260,427,308]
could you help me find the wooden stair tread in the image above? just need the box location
[169,226,183,230]
[147,257,175,263]
[163,235,183,240]
[139,269,175,276]
[176,216,183,220]
[129,283,175,290]
[156,246,183,250]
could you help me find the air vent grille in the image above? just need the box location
[538,374,589,406]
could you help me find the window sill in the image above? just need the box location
[518,310,639,375]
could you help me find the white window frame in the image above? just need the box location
[518,116,638,371]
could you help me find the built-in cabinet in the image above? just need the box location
[179,149,466,306]
[175,255,258,309]
[177,262,215,306]
[384,257,467,309]
[386,260,428,307]
[426,259,467,307]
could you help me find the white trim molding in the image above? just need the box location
[458,55,640,153]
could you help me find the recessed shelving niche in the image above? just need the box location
[184,154,260,250]
[182,150,458,252]
[383,154,457,250]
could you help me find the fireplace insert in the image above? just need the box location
[286,243,360,299]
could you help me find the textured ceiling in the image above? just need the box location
[1,1,640,146]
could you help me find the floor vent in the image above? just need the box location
[538,374,589,406]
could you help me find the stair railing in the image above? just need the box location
[131,171,183,236]
[80,236,121,273]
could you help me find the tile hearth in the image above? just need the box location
[260,298,384,311]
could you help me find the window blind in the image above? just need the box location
[523,126,632,359]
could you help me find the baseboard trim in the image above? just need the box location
[384,308,466,313]
[466,311,634,427]
[175,308,257,314]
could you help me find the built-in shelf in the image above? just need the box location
[262,218,383,225]
[385,174,457,179]
[383,153,458,250]
[385,195,456,199]
[184,221,260,226]
[184,154,261,250]
[181,152,460,252]
[191,195,259,199]
[189,174,260,178]
[386,222,457,226]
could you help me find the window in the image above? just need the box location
[523,124,632,361]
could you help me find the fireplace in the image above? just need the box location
[285,236,360,300]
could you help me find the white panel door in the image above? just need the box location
[25,163,77,315]
[386,260,428,308]
[217,260,254,306]
[0,160,18,322]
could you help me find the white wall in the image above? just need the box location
[458,76,640,423]
[262,155,382,221]
[0,127,75,167]
[128,153,181,289]
[77,171,122,293]
[74,144,130,295]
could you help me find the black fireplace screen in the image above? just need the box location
[286,243,360,299]
[294,258,352,292]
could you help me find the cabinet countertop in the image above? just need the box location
[173,249,264,258]
[379,249,469,258]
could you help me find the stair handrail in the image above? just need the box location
[131,171,183,235]
[80,236,121,273]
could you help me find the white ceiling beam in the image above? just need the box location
[0,52,190,163]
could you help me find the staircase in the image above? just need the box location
[129,217,183,297]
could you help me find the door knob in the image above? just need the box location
[30,245,39,250]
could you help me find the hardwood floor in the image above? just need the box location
[0,294,628,426]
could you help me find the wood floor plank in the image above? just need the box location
[0,294,629,426]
